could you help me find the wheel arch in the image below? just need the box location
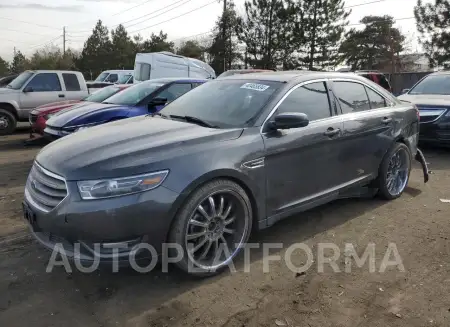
[0,102,18,119]
[164,169,260,242]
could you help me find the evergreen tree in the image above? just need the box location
[414,0,450,67]
[177,40,205,59]
[10,51,29,73]
[295,0,350,70]
[111,24,135,69]
[76,20,112,78]
[0,56,9,76]
[140,31,174,53]
[340,16,405,71]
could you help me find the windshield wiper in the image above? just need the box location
[150,112,170,119]
[168,115,218,128]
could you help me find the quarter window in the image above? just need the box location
[333,81,370,113]
[62,73,81,91]
[26,73,61,92]
[365,87,387,109]
[105,74,118,83]
[276,82,331,121]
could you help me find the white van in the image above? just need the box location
[133,52,215,83]
[94,70,134,84]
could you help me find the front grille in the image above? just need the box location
[417,106,448,124]
[25,163,68,212]
[29,114,38,124]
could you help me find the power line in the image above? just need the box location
[28,35,63,50]
[67,0,158,29]
[0,16,60,30]
[344,0,388,9]
[2,27,55,37]
[128,0,218,35]
[69,0,192,35]
[347,16,415,27]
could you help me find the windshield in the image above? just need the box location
[104,81,163,105]
[83,86,123,103]
[6,71,33,89]
[409,75,450,95]
[118,74,132,84]
[160,79,282,128]
[95,72,109,82]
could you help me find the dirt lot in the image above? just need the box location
[0,129,449,327]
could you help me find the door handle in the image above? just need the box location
[381,117,392,124]
[58,94,65,98]
[324,127,341,137]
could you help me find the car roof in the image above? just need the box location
[144,77,207,83]
[218,70,368,83]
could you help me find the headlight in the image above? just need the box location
[77,170,169,200]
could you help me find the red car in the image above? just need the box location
[29,84,130,135]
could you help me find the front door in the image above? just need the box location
[330,80,395,183]
[19,73,64,112]
[262,80,344,217]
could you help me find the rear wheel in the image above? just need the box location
[0,109,16,135]
[168,179,252,276]
[377,143,411,200]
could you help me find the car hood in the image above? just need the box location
[32,100,83,114]
[0,87,18,94]
[37,116,244,180]
[397,94,450,106]
[45,102,126,128]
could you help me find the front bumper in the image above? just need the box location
[419,115,450,145]
[23,180,180,265]
[31,115,47,135]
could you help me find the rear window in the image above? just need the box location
[62,73,81,91]
[134,63,151,81]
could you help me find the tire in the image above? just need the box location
[0,108,17,135]
[377,142,412,200]
[168,179,253,276]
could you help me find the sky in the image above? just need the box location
[0,0,426,62]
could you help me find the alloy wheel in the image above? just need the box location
[185,190,249,271]
[386,148,410,196]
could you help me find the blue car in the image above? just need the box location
[44,78,206,139]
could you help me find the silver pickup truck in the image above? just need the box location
[0,70,89,135]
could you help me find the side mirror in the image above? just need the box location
[268,112,309,130]
[148,97,168,111]
[23,85,33,93]
[401,88,410,94]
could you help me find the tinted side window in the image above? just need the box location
[105,74,118,83]
[378,75,391,91]
[277,82,331,121]
[127,76,133,84]
[365,87,387,109]
[333,81,370,113]
[157,83,192,102]
[26,73,61,92]
[62,73,81,91]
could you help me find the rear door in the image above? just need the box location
[19,72,64,111]
[62,73,85,101]
[331,79,395,183]
[263,80,345,216]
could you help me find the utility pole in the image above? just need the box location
[222,0,227,72]
[13,47,16,57]
[63,26,66,56]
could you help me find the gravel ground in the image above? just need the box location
[0,130,449,327]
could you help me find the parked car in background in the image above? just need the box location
[0,74,18,87]
[398,71,450,146]
[133,52,215,83]
[217,69,275,78]
[0,70,89,135]
[93,70,134,84]
[30,84,130,135]
[25,71,429,276]
[44,77,206,139]
[353,70,393,93]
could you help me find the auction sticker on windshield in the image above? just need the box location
[240,83,270,92]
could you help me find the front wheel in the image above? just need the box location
[377,143,412,200]
[0,109,17,135]
[168,179,253,276]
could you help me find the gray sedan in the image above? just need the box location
[23,71,429,275]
